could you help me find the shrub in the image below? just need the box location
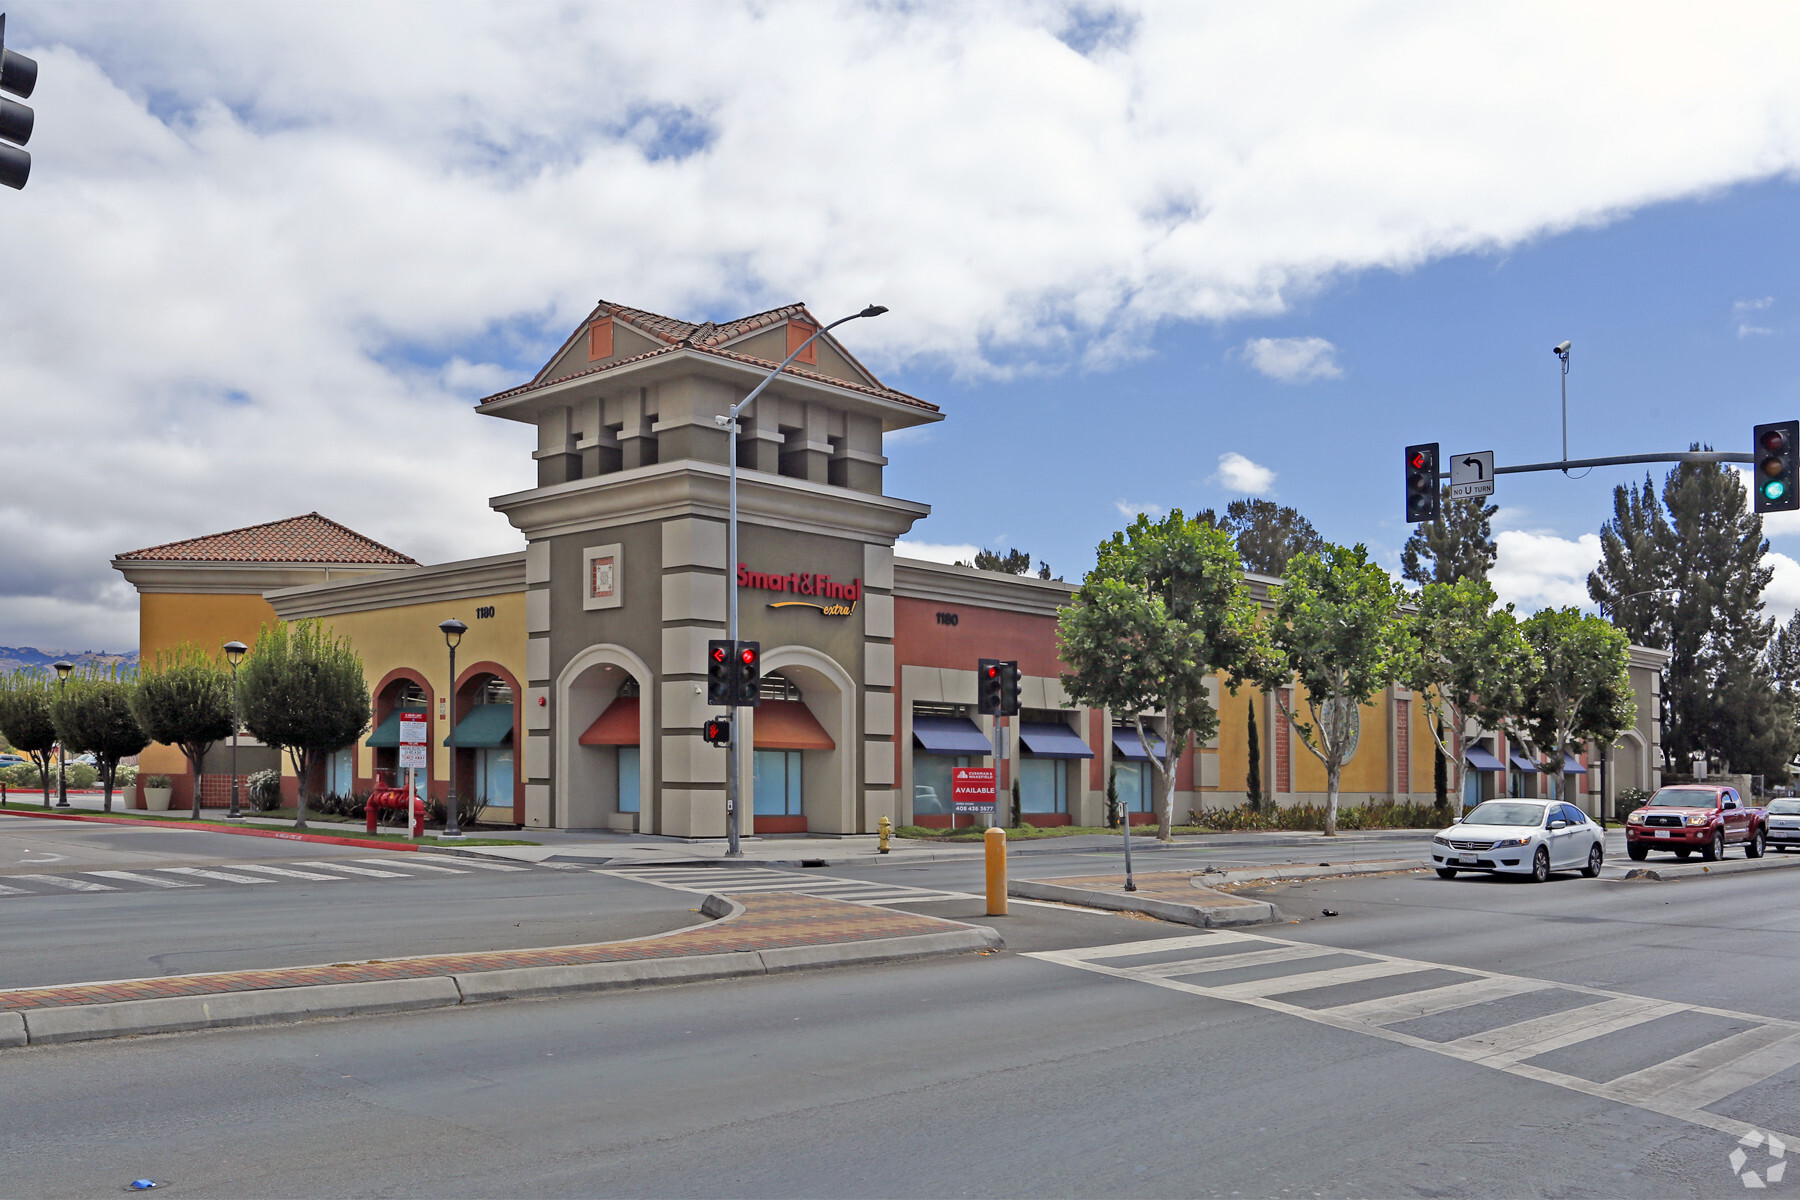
[113,765,138,788]
[1186,799,1449,833]
[142,775,172,789]
[3,762,42,789]
[246,769,282,812]
[65,763,98,789]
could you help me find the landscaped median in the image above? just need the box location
[0,892,1002,1048]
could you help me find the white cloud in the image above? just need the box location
[1764,552,1800,623]
[1735,296,1776,337]
[1212,452,1276,495]
[7,4,1800,646]
[895,540,983,566]
[1240,336,1344,383]
[1114,500,1167,520]
[1490,529,1602,613]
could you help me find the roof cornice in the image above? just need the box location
[265,552,526,619]
[112,559,410,596]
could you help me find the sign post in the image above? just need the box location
[398,714,427,831]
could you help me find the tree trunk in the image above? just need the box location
[101,764,113,813]
[190,754,203,820]
[38,754,50,807]
[1325,758,1341,836]
[293,749,309,829]
[1154,751,1175,842]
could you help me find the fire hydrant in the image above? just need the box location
[877,814,892,854]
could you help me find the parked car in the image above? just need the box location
[1624,785,1766,862]
[1762,798,1800,851]
[0,752,25,767]
[1432,800,1604,882]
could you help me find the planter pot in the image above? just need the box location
[144,787,172,811]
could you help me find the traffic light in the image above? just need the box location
[1754,421,1799,514]
[706,639,734,705]
[734,640,762,707]
[0,15,37,191]
[702,716,731,747]
[998,660,1022,716]
[977,658,1002,715]
[1405,442,1440,523]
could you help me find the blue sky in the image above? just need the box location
[3,3,1799,652]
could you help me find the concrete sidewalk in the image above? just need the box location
[0,892,1001,1049]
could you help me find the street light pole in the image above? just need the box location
[720,305,887,857]
[224,641,247,819]
[439,619,468,839]
[52,660,71,808]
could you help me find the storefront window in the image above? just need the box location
[618,746,640,814]
[1113,762,1153,812]
[1018,758,1067,814]
[476,747,513,807]
[913,753,969,816]
[322,746,354,798]
[753,749,802,816]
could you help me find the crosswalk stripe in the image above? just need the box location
[226,863,348,881]
[597,865,975,906]
[1204,959,1432,1001]
[9,873,117,892]
[1442,996,1684,1067]
[287,860,407,878]
[1136,943,1341,979]
[429,857,529,872]
[366,858,468,873]
[157,866,274,885]
[84,870,199,889]
[1602,1025,1800,1108]
[1315,974,1546,1025]
[0,882,30,895]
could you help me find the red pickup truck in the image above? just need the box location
[1625,784,1767,862]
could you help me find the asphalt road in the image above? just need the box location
[9,861,1800,1196]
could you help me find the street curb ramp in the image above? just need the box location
[0,895,1002,1048]
[1010,878,1276,927]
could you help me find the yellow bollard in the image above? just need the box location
[985,825,1007,915]
[877,814,892,854]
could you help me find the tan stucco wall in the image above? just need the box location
[137,592,283,777]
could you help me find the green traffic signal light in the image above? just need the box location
[1767,480,1786,501]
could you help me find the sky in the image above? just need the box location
[2,1,1798,653]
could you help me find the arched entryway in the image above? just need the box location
[450,662,521,827]
[556,644,654,832]
[367,671,433,803]
[750,647,856,834]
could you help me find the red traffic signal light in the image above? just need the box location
[734,640,762,707]
[1404,443,1440,524]
[706,639,734,705]
[703,717,731,747]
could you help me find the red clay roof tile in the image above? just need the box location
[117,513,417,565]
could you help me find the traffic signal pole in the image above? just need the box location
[1442,449,1752,479]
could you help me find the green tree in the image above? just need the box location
[1508,608,1636,803]
[1402,578,1532,818]
[0,670,59,806]
[1059,511,1262,840]
[131,644,235,820]
[1245,697,1263,811]
[49,666,150,813]
[1200,499,1325,577]
[962,548,1033,574]
[237,620,371,829]
[1254,543,1406,836]
[1587,474,1670,648]
[1400,488,1498,585]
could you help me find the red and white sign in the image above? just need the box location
[952,766,996,814]
[399,715,428,770]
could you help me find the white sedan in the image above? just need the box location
[1431,800,1604,882]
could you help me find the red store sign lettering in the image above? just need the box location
[737,564,862,616]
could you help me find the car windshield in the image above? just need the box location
[1463,802,1547,826]
[1647,788,1718,807]
[1768,800,1800,815]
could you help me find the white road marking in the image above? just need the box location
[356,858,468,874]
[287,860,408,878]
[84,870,198,889]
[596,864,973,907]
[157,866,274,885]
[226,863,349,881]
[429,857,529,872]
[0,882,31,895]
[1031,931,1800,1151]
[8,873,116,892]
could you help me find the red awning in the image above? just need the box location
[579,697,639,746]
[755,700,834,751]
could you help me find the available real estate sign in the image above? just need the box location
[952,766,996,815]
[399,715,428,770]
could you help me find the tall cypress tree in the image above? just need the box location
[1245,697,1262,811]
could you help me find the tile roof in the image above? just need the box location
[480,300,937,413]
[116,513,417,565]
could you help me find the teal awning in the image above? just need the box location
[366,705,426,748]
[445,704,514,749]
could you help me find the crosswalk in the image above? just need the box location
[0,855,534,898]
[594,864,973,907]
[1031,931,1800,1147]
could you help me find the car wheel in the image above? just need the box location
[1627,843,1648,861]
[1674,848,1692,860]
[1581,843,1603,878]
[1748,828,1766,859]
[1703,829,1724,862]
[1435,867,1457,879]
[1531,846,1550,883]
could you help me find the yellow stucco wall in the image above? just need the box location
[137,592,283,776]
[298,594,527,784]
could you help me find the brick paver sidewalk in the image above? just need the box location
[1041,870,1266,908]
[0,892,958,1013]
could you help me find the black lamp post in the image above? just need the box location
[52,660,72,807]
[224,641,247,819]
[439,619,467,839]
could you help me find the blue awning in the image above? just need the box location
[1112,728,1168,761]
[912,715,992,756]
[1465,746,1505,772]
[1509,753,1540,773]
[1019,722,1094,759]
[366,705,426,748]
[444,704,513,749]
[1562,754,1588,775]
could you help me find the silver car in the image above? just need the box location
[1767,798,1800,850]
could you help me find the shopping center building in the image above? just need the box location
[112,300,1668,831]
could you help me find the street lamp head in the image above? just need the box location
[52,660,73,681]
[439,618,468,649]
[858,305,888,319]
[223,640,247,667]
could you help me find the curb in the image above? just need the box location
[1009,878,1276,927]
[0,895,1001,1049]
[1617,850,1800,882]
[1193,859,1429,886]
